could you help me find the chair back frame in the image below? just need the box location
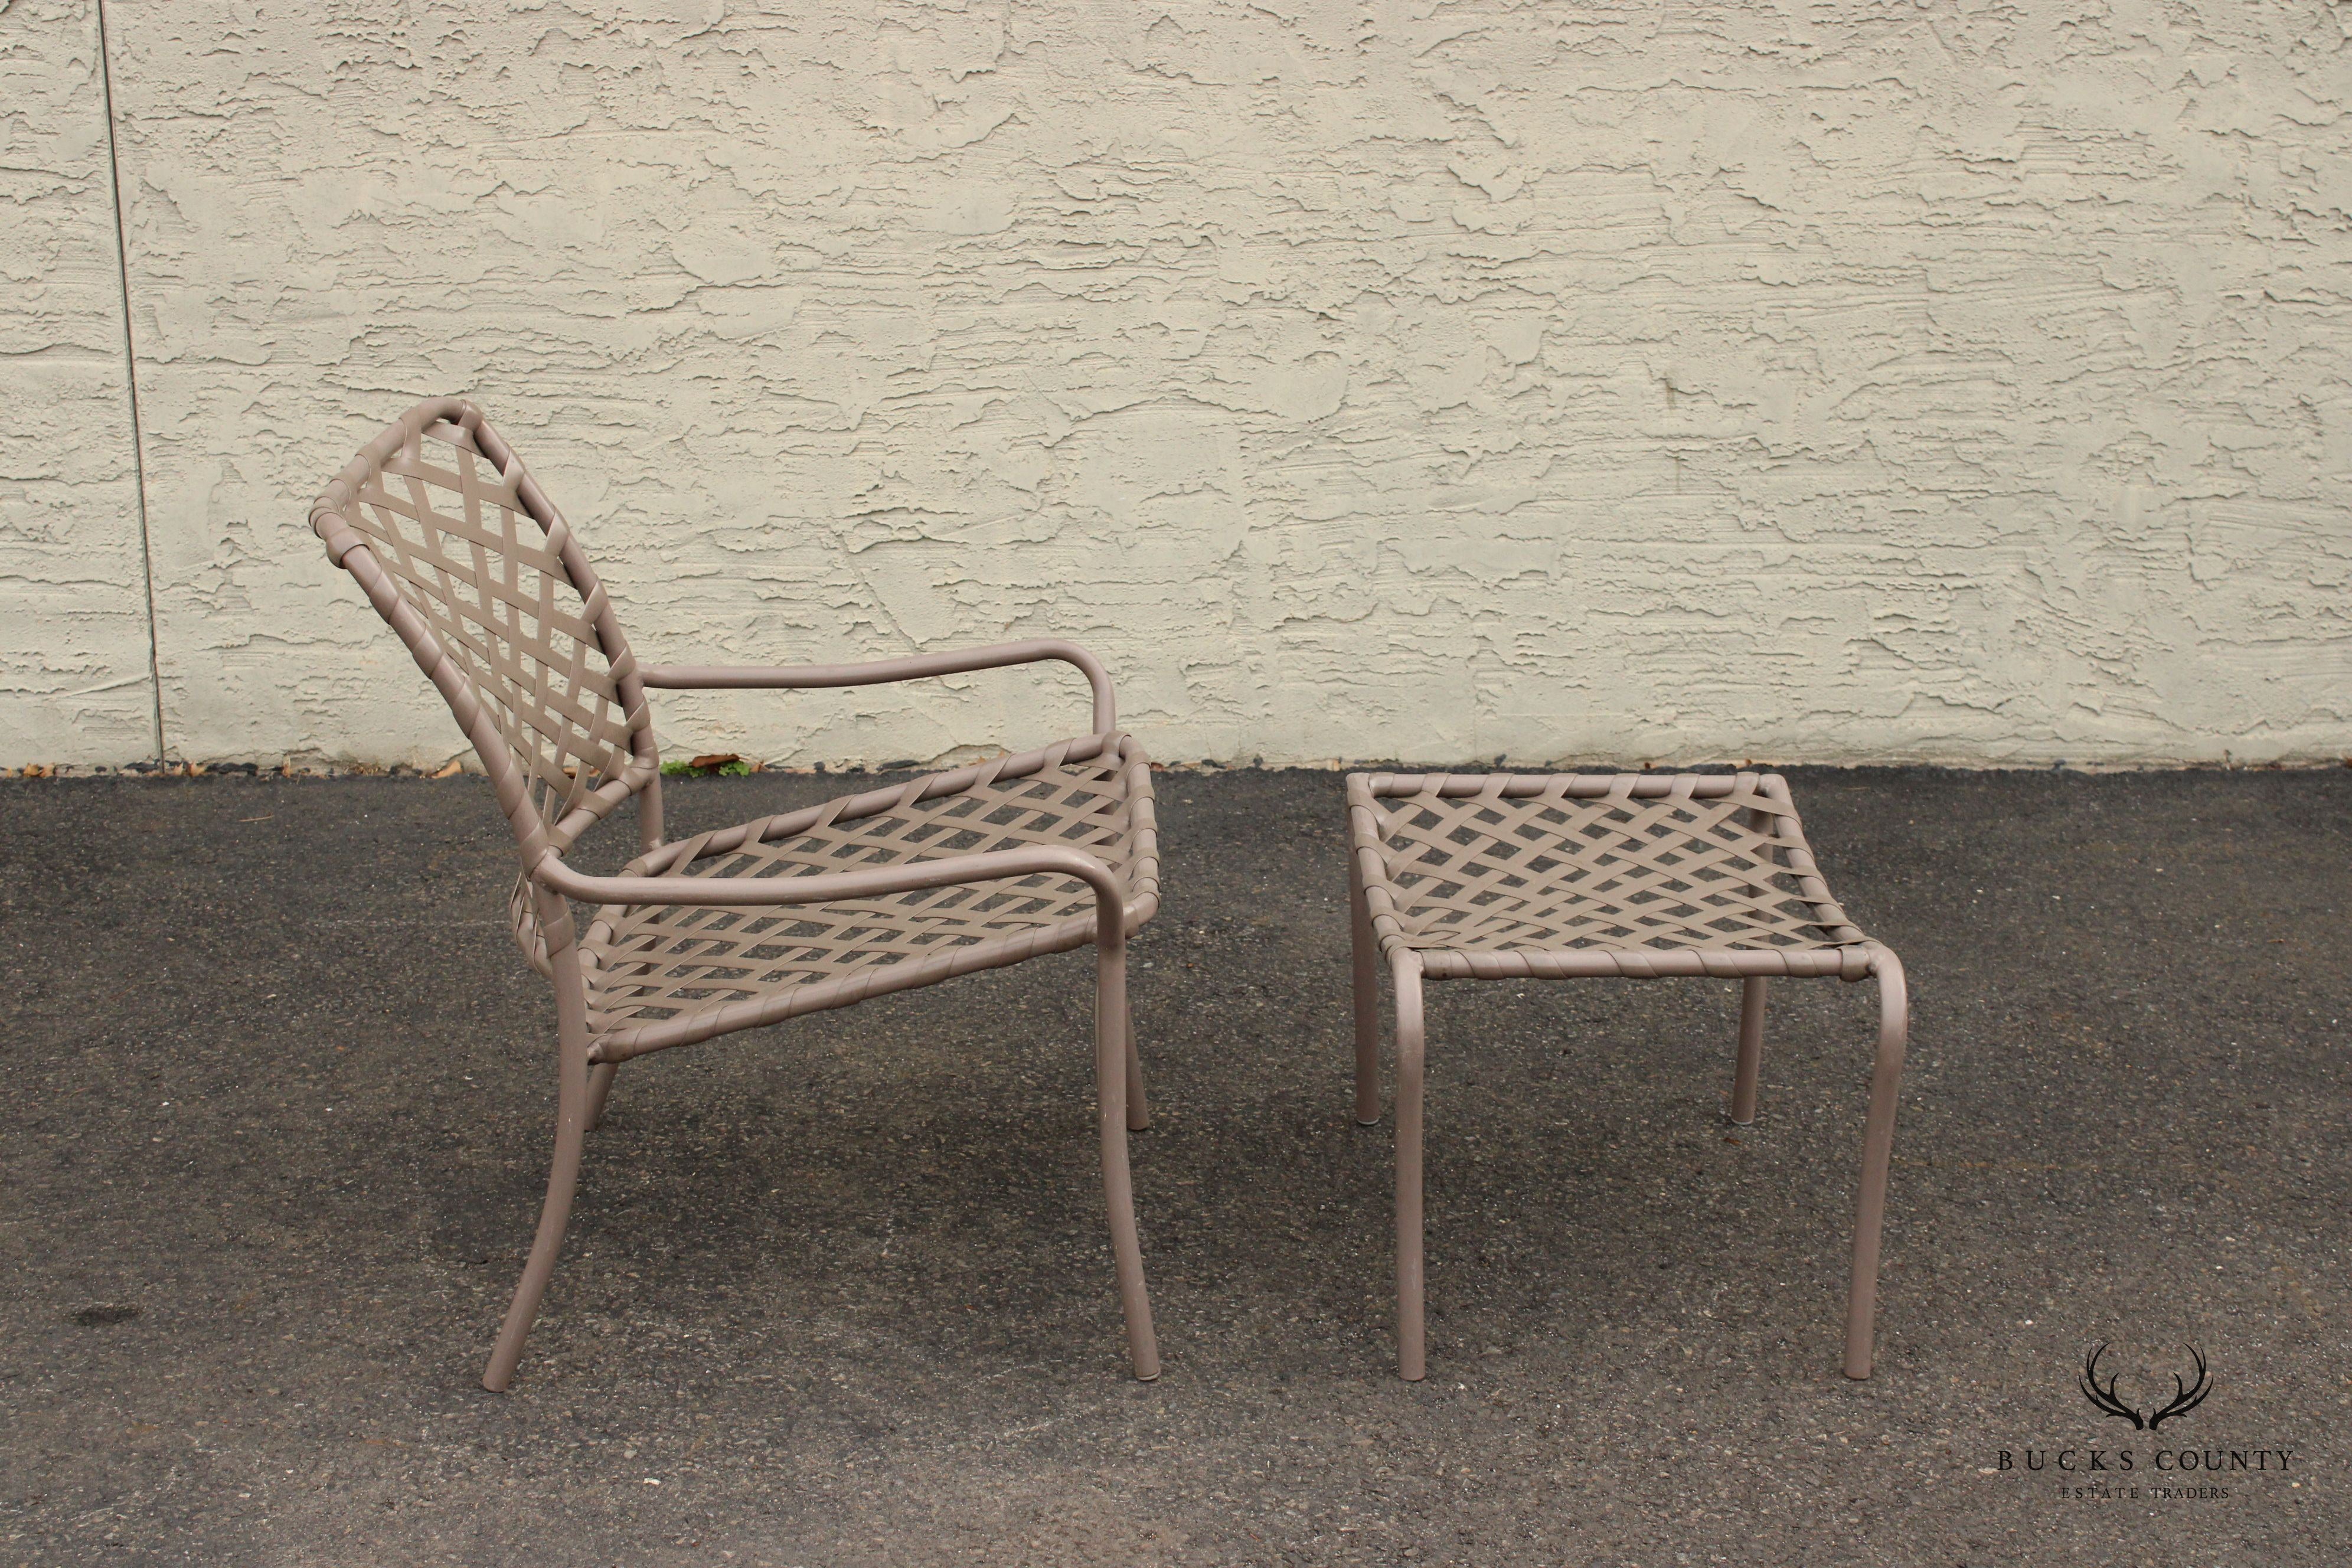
[310,397,668,971]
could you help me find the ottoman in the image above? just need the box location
[1345,770,1909,1380]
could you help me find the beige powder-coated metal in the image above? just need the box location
[1346,769,1909,1380]
[310,397,1162,1390]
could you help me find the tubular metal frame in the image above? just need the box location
[310,397,1160,1390]
[1345,769,1910,1381]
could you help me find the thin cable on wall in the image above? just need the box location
[92,0,165,765]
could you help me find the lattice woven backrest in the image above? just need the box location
[311,398,656,860]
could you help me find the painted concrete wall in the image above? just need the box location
[11,1,2352,770]
[0,0,154,765]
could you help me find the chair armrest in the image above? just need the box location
[531,842,1126,916]
[636,638,1116,734]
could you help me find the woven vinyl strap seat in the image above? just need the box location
[311,397,1163,1391]
[1345,767,1908,1384]
[1348,770,1873,981]
[584,735,1156,1061]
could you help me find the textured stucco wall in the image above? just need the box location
[0,0,155,765]
[17,2,2352,769]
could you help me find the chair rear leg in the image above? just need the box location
[584,1061,618,1132]
[1121,988,1151,1133]
[1843,950,1909,1379]
[1393,955,1427,1381]
[1351,852,1382,1125]
[1730,976,1767,1125]
[484,1025,591,1393]
[1097,940,1160,1379]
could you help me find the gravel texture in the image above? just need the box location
[2,766,2346,1565]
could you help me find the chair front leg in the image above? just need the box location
[1096,928,1160,1379]
[1842,948,1909,1379]
[483,947,594,1393]
[1392,953,1427,1381]
[1730,976,1767,1125]
[1350,851,1381,1125]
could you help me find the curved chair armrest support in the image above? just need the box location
[637,638,1116,734]
[531,841,1126,917]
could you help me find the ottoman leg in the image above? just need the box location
[1843,948,1909,1379]
[1351,851,1382,1125]
[1730,976,1766,1125]
[1393,953,1427,1381]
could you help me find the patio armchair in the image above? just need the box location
[309,397,1160,1390]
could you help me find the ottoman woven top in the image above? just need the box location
[1345,770,1879,982]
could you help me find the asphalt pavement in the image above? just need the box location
[2,764,2346,1565]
